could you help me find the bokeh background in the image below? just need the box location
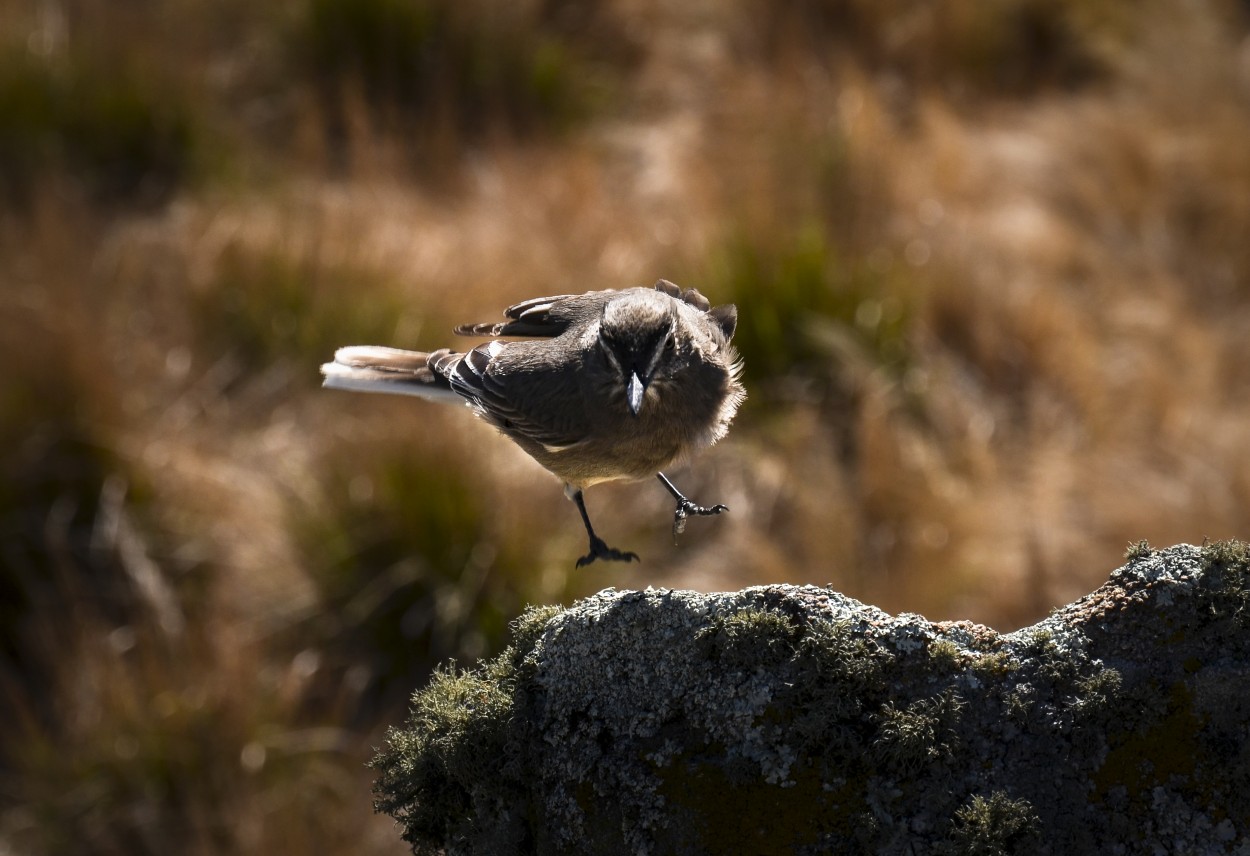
[3,0,1250,851]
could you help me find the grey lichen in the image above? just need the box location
[373,543,1250,854]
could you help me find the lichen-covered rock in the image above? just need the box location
[372,542,1250,855]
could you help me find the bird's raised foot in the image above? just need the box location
[576,536,640,568]
[672,499,729,538]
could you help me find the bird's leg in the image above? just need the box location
[567,485,639,568]
[656,472,728,539]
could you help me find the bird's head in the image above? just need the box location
[598,292,679,417]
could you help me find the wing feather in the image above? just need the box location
[453,291,618,338]
[446,341,587,449]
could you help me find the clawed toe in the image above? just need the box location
[576,537,640,568]
[570,488,639,568]
[657,473,730,538]
[672,500,729,537]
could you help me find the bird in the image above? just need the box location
[320,279,745,567]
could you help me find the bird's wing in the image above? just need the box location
[439,342,588,450]
[453,291,615,338]
[653,279,737,340]
[451,282,737,341]
[652,278,709,311]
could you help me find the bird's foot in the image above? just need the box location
[576,536,640,568]
[672,499,729,538]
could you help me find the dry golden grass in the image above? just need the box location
[3,0,1250,852]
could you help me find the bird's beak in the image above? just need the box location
[626,371,646,417]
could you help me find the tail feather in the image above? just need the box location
[320,346,461,403]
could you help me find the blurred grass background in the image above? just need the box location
[3,0,1250,851]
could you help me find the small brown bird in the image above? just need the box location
[321,279,745,567]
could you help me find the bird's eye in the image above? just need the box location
[664,335,676,352]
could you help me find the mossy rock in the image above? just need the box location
[374,543,1250,854]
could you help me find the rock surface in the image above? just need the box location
[372,542,1250,855]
